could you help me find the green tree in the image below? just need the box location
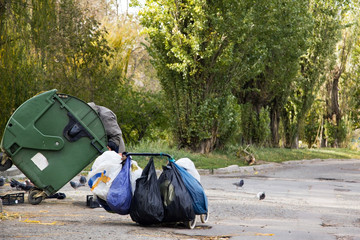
[323,2,360,147]
[0,0,41,136]
[139,0,250,153]
[232,0,311,147]
[283,0,345,148]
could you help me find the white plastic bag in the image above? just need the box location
[87,151,122,200]
[176,158,201,182]
[130,160,142,195]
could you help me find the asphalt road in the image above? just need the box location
[1,158,360,240]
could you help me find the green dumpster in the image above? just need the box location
[0,89,108,204]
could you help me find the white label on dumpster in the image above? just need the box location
[31,153,49,171]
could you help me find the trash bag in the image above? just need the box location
[130,158,164,225]
[158,161,195,223]
[107,156,132,215]
[130,160,142,196]
[88,151,122,200]
[96,196,114,213]
[176,158,201,182]
[174,162,208,215]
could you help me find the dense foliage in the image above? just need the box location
[1,0,360,153]
[0,0,167,145]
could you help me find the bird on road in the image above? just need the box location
[233,179,244,188]
[10,179,33,191]
[257,192,266,200]
[70,181,85,189]
[79,176,87,184]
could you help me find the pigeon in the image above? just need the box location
[10,179,33,191]
[257,192,266,200]
[70,181,85,189]
[79,176,87,184]
[233,179,244,188]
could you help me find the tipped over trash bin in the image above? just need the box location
[0,89,108,204]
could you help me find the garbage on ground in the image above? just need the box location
[173,161,208,215]
[21,218,62,225]
[87,152,208,229]
[130,161,142,195]
[0,211,22,220]
[87,151,142,211]
[46,192,66,200]
[175,158,201,182]
[130,158,164,225]
[86,195,101,208]
[107,156,133,215]
[0,192,25,205]
[158,161,195,223]
[88,151,124,200]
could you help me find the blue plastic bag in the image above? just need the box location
[174,162,208,215]
[107,156,132,215]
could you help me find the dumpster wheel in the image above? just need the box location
[28,188,45,205]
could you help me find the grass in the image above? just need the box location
[254,147,360,163]
[125,140,360,170]
[84,140,360,171]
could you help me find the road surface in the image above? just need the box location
[1,158,360,240]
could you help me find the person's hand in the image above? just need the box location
[119,152,127,161]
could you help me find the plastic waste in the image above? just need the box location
[176,158,201,182]
[130,158,164,225]
[158,161,195,223]
[88,151,122,200]
[107,156,132,215]
[174,162,208,214]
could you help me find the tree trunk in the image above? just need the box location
[332,76,341,148]
[196,122,218,154]
[281,109,292,148]
[291,132,299,149]
[325,67,342,148]
[270,107,280,147]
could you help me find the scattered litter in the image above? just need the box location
[1,192,24,205]
[255,233,274,236]
[86,195,101,208]
[46,192,66,199]
[0,211,22,220]
[21,218,62,225]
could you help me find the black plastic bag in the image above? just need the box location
[158,161,195,223]
[130,158,164,225]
